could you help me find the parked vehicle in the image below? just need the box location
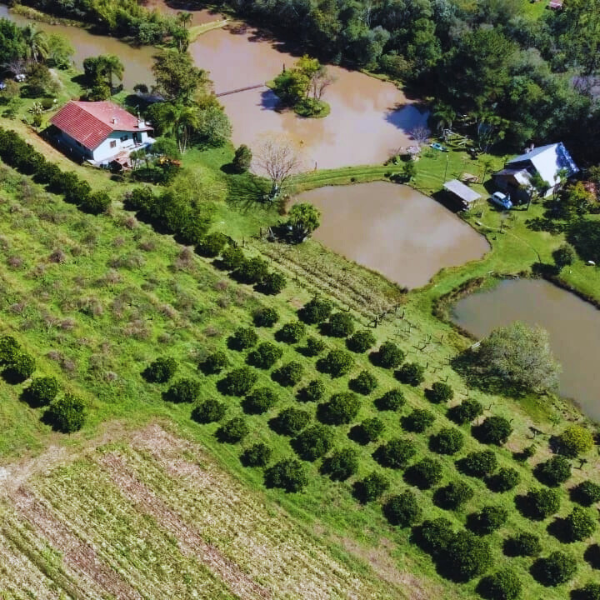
[430,142,448,152]
[489,191,513,210]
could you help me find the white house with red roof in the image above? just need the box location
[50,100,154,166]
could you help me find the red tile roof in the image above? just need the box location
[50,101,153,150]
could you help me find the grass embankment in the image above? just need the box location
[189,18,230,42]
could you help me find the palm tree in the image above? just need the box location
[432,104,456,141]
[160,104,200,153]
[177,11,193,29]
[22,24,49,63]
[99,55,124,92]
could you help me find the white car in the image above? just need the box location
[489,191,513,210]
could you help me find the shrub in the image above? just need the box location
[0,335,20,365]
[242,387,278,414]
[349,370,378,395]
[44,394,86,433]
[346,330,376,353]
[241,443,272,467]
[373,438,416,469]
[473,416,513,446]
[264,459,308,492]
[434,481,474,510]
[383,491,422,527]
[217,367,258,396]
[5,351,36,382]
[298,297,333,324]
[257,271,287,295]
[404,458,443,489]
[270,407,311,436]
[395,363,425,386]
[232,143,252,173]
[297,379,325,403]
[572,583,600,600]
[276,321,306,344]
[370,342,405,369]
[571,480,600,507]
[457,450,498,478]
[292,425,334,461]
[503,532,542,557]
[166,378,200,403]
[352,471,390,504]
[401,409,435,433]
[585,544,600,569]
[486,467,520,493]
[412,518,454,558]
[233,257,269,284]
[318,392,361,425]
[517,488,561,521]
[144,357,178,383]
[200,351,229,375]
[561,506,597,542]
[349,418,384,445]
[323,312,355,338]
[555,425,594,458]
[216,417,250,443]
[272,361,304,387]
[301,336,326,357]
[253,307,279,328]
[228,327,259,351]
[442,531,492,582]
[317,349,354,378]
[220,245,245,271]
[320,448,359,481]
[80,190,110,214]
[247,342,284,369]
[467,505,508,535]
[425,382,454,404]
[191,399,226,424]
[196,232,228,258]
[534,456,572,487]
[24,376,60,407]
[531,551,577,586]
[429,428,464,455]
[448,399,483,425]
[477,569,522,600]
[374,388,405,411]
[513,444,537,462]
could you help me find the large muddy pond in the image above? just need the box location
[292,182,489,289]
[452,278,600,422]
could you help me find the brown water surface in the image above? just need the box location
[452,278,600,422]
[292,182,489,289]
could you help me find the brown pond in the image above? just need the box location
[452,278,600,422]
[291,182,489,289]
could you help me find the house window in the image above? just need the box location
[110,141,117,149]
[120,134,128,142]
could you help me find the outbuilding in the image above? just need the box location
[443,179,482,209]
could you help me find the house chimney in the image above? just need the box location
[112,117,118,125]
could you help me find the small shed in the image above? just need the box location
[443,179,481,208]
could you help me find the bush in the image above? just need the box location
[513,444,537,463]
[292,425,334,461]
[253,307,280,328]
[370,341,405,369]
[374,388,405,411]
[555,425,594,458]
[456,450,498,478]
[395,363,425,386]
[323,312,355,338]
[442,531,492,582]
[241,442,272,467]
[301,336,326,357]
[531,551,577,586]
[216,417,250,443]
[232,144,252,173]
[473,416,513,446]
[320,448,359,481]
[429,428,464,455]
[228,327,259,351]
[349,417,385,445]
[246,342,283,370]
[200,350,229,375]
[297,379,325,403]
[80,190,111,215]
[503,532,542,557]
[276,321,306,344]
[0,335,20,365]
[233,257,269,284]
[349,370,378,395]
[486,467,520,493]
[477,569,522,600]
[144,357,178,383]
[220,245,245,271]
[318,392,361,425]
[383,491,422,527]
[572,583,600,600]
[401,409,435,433]
[270,407,311,436]
[24,376,60,407]
[448,399,483,425]
[517,488,561,521]
[264,459,308,492]
[552,243,576,270]
[425,382,454,404]
[298,296,333,324]
[412,518,454,558]
[44,394,86,433]
[196,232,228,258]
[191,399,226,424]
[404,457,443,489]
[217,367,258,396]
[166,378,200,403]
[317,349,354,378]
[561,506,597,542]
[353,471,390,504]
[373,438,416,469]
[571,480,600,507]
[272,361,304,387]
[585,544,600,569]
[534,456,572,487]
[346,330,376,353]
[5,351,36,382]
[434,481,474,510]
[467,505,508,535]
[242,387,278,414]
[257,271,287,295]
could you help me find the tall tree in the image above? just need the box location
[152,50,209,104]
[22,24,49,63]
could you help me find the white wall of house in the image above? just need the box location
[58,130,93,160]
[91,130,151,163]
